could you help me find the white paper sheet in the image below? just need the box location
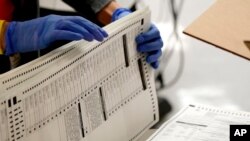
[147,105,250,141]
[0,8,159,141]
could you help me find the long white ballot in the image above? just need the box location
[147,105,250,141]
[0,8,159,141]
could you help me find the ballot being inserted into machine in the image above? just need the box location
[0,8,159,141]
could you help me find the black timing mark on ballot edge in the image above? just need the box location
[78,103,85,138]
[122,34,129,67]
[8,99,11,107]
[230,125,250,141]
[137,59,147,90]
[13,96,17,105]
[99,87,107,121]
[141,19,144,25]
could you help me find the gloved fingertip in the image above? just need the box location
[103,32,108,38]
[112,8,132,21]
[136,36,144,44]
[94,35,105,42]
[147,57,157,64]
[146,56,152,64]
[151,61,159,69]
[137,45,143,52]
[74,36,84,40]
[97,39,104,42]
[83,34,94,41]
[91,30,105,42]
[150,24,157,30]
[100,29,109,37]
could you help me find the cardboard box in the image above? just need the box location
[184,0,250,60]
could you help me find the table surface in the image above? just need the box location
[137,129,157,141]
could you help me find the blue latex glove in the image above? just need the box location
[5,15,108,55]
[112,8,163,69]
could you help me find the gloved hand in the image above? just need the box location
[5,15,108,55]
[112,8,163,69]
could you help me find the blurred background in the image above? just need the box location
[136,0,250,123]
[40,0,250,124]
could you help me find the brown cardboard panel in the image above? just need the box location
[183,0,250,60]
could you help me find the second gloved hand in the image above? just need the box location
[5,15,108,55]
[112,8,163,69]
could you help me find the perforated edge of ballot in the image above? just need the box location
[0,8,159,141]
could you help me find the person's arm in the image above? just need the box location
[62,0,115,25]
[107,5,163,69]
[63,0,163,69]
[2,15,108,56]
[0,20,9,55]
[96,1,122,25]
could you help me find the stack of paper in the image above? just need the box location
[0,8,159,141]
[147,105,250,141]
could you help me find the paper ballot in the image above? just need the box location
[147,105,250,141]
[0,8,159,141]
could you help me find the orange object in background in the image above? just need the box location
[0,0,14,21]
